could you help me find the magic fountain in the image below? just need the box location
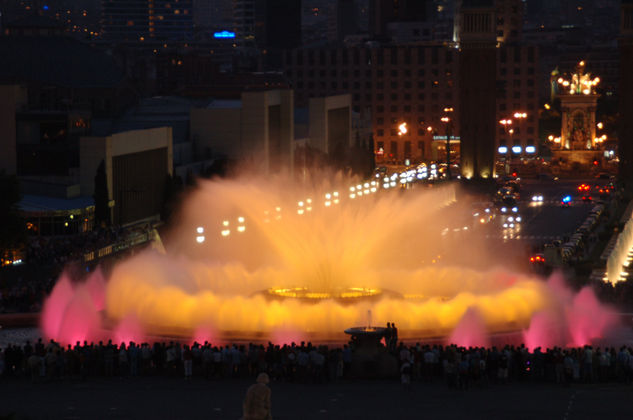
[42,174,619,348]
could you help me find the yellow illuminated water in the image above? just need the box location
[103,175,556,341]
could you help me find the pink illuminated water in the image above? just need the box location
[448,307,490,348]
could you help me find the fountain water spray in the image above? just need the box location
[41,174,621,347]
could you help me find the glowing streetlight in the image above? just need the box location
[597,122,604,130]
[398,122,408,136]
[196,226,204,234]
[196,235,205,243]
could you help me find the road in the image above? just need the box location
[0,376,631,420]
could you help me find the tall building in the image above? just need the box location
[458,0,497,179]
[369,0,431,38]
[193,0,233,30]
[619,0,633,184]
[101,0,149,41]
[101,0,193,42]
[494,0,523,45]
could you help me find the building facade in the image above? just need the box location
[282,43,538,167]
[620,0,633,184]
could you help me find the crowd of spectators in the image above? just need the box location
[1,338,633,388]
[0,225,152,314]
[25,227,122,268]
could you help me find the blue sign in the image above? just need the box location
[213,30,236,39]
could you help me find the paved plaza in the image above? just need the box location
[1,377,632,419]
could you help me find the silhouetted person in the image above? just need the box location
[242,372,272,420]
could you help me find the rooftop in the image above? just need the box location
[19,194,94,213]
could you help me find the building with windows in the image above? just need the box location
[619,0,633,183]
[282,43,539,167]
[101,0,193,42]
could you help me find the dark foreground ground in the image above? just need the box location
[1,377,632,420]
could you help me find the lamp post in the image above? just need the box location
[442,107,454,179]
[499,119,513,175]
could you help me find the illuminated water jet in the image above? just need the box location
[41,174,620,347]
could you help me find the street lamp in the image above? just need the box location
[499,119,513,175]
[442,107,454,179]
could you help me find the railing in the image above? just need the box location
[83,231,154,263]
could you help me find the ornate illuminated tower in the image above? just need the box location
[550,61,605,167]
[557,61,601,150]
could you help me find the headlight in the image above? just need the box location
[512,207,518,213]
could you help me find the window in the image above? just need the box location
[527,127,534,134]
[377,82,384,89]
[404,81,411,88]
[527,67,534,75]
[499,103,506,111]
[404,105,411,112]
[527,79,534,87]
[365,93,372,101]
[418,69,425,76]
[377,105,384,112]
[391,141,398,155]
[417,47,425,64]
[377,141,384,149]
[404,141,412,156]
[391,70,398,77]
[514,67,520,75]
[377,117,384,125]
[377,70,384,78]
[418,93,425,100]
[391,82,398,89]
[377,129,384,136]
[331,82,338,89]
[391,105,398,112]
[390,94,398,101]
[513,80,521,87]
[391,129,397,136]
[418,81,425,89]
[404,93,411,100]
[331,69,337,77]
[513,92,520,99]
[390,47,398,65]
[418,140,424,150]
[418,104,425,112]
[500,67,507,76]
[377,93,384,100]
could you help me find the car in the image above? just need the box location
[531,194,544,202]
[582,195,592,202]
[578,183,591,192]
[561,195,572,207]
[504,180,521,193]
[502,195,518,206]
[530,254,546,264]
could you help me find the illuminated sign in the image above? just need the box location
[525,146,536,154]
[498,146,508,154]
[213,30,236,38]
[512,146,522,154]
[432,135,460,141]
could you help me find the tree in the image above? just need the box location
[93,160,110,228]
[0,171,25,257]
